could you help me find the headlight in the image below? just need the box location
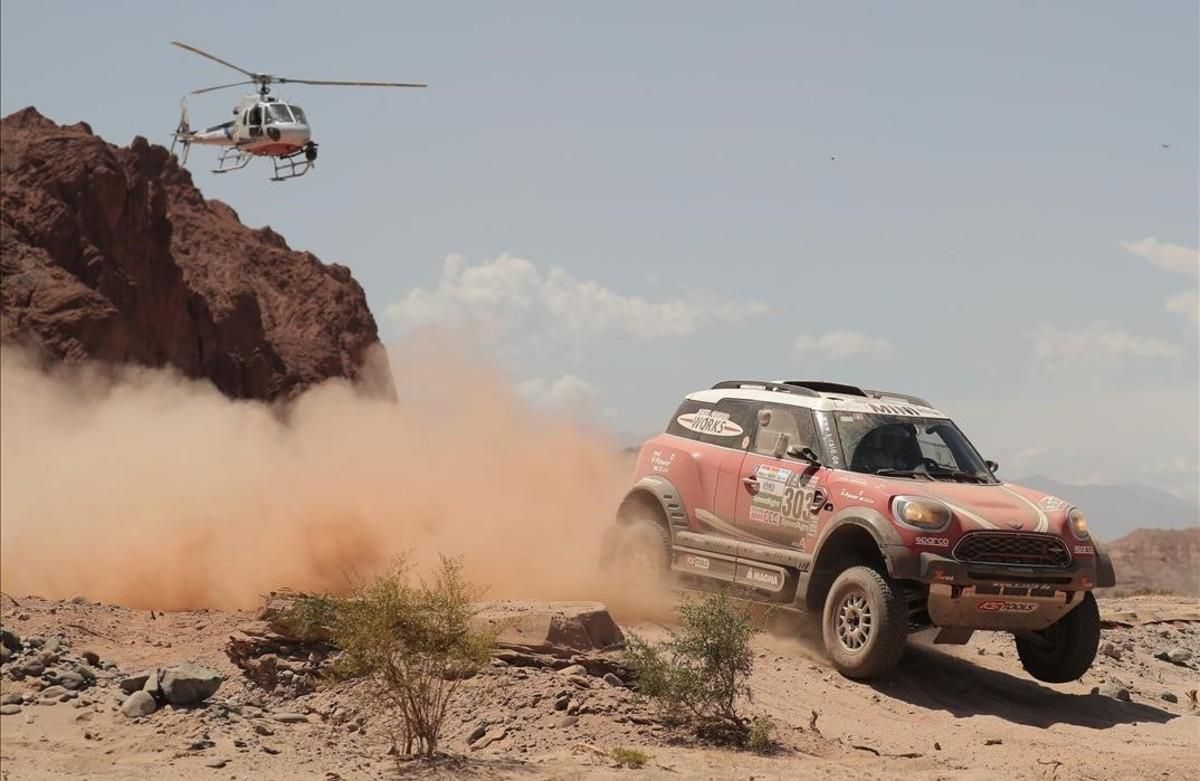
[891,496,952,531]
[1067,507,1089,540]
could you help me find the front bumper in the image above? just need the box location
[912,551,1097,631]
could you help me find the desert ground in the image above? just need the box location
[1,592,1196,780]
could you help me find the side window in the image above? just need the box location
[248,106,262,126]
[752,406,817,458]
[665,398,753,450]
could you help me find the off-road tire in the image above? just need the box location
[1015,591,1101,683]
[606,517,671,587]
[821,566,908,680]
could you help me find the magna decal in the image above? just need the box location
[677,409,744,437]
[976,600,1039,613]
[745,568,781,587]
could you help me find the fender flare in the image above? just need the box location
[615,476,689,540]
[809,507,917,580]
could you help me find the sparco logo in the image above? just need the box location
[914,536,950,547]
[976,600,1038,613]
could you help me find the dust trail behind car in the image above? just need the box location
[0,333,653,612]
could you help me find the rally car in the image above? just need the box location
[606,380,1115,680]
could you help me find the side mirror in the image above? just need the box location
[789,445,823,466]
[985,459,999,474]
[771,432,791,459]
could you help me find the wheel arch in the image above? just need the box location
[615,477,687,538]
[801,508,911,612]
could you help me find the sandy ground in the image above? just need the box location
[1,594,1197,780]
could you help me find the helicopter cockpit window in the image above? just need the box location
[266,104,293,124]
[289,106,307,124]
[247,106,263,126]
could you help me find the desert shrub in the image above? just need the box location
[609,746,650,769]
[625,591,761,744]
[746,716,777,754]
[271,593,339,642]
[331,556,494,757]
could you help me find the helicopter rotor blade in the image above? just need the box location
[190,80,257,95]
[171,41,256,78]
[277,78,427,88]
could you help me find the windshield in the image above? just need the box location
[289,105,307,124]
[835,412,995,483]
[265,104,294,124]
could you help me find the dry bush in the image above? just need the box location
[331,556,495,757]
[625,591,773,747]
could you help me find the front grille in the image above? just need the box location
[952,532,1071,568]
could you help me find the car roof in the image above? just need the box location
[685,380,951,419]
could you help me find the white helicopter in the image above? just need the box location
[169,41,425,181]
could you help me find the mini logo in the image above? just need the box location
[1006,521,1023,530]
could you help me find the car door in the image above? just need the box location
[735,403,829,552]
[666,398,754,539]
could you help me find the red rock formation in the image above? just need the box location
[1,107,388,400]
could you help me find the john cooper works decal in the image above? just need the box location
[749,464,818,532]
[676,408,744,437]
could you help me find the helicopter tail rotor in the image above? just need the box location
[170,98,193,166]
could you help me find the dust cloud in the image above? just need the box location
[0,335,643,611]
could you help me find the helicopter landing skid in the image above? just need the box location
[270,145,317,182]
[212,147,252,174]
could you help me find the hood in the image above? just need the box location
[917,482,1071,533]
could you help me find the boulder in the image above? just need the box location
[474,601,625,656]
[119,670,157,695]
[159,664,222,705]
[121,690,156,718]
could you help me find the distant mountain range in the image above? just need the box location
[1104,527,1200,596]
[1014,475,1198,540]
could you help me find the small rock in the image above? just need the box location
[17,660,45,677]
[1099,642,1122,661]
[1161,692,1179,704]
[119,670,157,695]
[253,723,275,736]
[55,671,87,691]
[1167,647,1192,664]
[471,726,508,750]
[558,664,587,677]
[262,745,280,755]
[0,704,22,716]
[553,695,571,711]
[0,629,20,652]
[81,651,100,666]
[466,724,487,745]
[1,693,21,706]
[205,758,227,769]
[120,691,156,718]
[70,596,89,605]
[271,712,308,724]
[159,664,222,705]
[934,742,941,751]
[1092,683,1131,702]
[985,738,1002,746]
[602,673,623,687]
[39,685,68,701]
[556,715,579,728]
[567,675,591,689]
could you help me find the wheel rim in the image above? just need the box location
[835,590,873,652]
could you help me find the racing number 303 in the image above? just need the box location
[782,486,817,523]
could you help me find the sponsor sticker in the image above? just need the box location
[1073,544,1094,555]
[676,408,744,437]
[839,488,874,506]
[1038,496,1069,512]
[683,554,710,571]
[976,600,1039,613]
[650,449,676,474]
[915,535,950,547]
[745,568,780,587]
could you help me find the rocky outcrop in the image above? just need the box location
[1,107,387,400]
[1106,527,1200,596]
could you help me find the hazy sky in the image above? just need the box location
[2,2,1197,500]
